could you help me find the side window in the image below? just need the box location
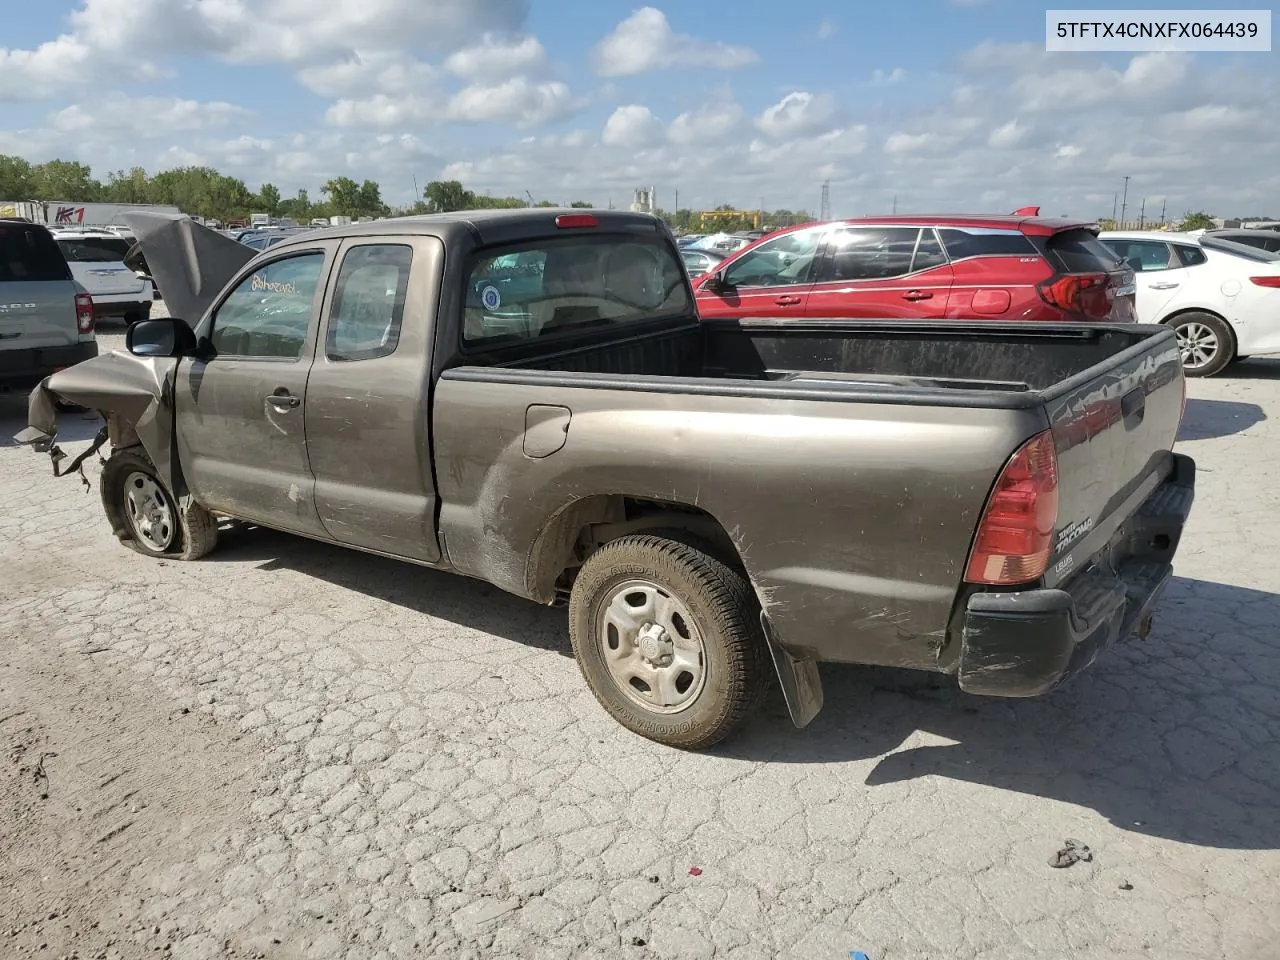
[1172,244,1207,268]
[1106,240,1175,272]
[326,244,413,362]
[938,228,1037,260]
[820,227,921,282]
[911,230,948,272]
[722,228,823,288]
[210,252,325,360]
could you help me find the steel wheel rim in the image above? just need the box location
[595,578,708,715]
[1175,321,1219,370]
[123,471,175,552]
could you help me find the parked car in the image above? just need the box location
[1099,230,1280,377]
[21,209,1194,750]
[1201,228,1280,255]
[49,227,154,324]
[0,219,97,391]
[695,213,1137,324]
[679,247,728,276]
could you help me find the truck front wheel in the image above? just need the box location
[100,448,219,561]
[568,534,769,749]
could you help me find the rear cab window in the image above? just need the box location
[0,223,71,282]
[462,234,691,344]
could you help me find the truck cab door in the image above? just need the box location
[303,236,444,562]
[172,243,338,537]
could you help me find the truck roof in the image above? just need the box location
[269,208,667,254]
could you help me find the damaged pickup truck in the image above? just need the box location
[17,210,1196,749]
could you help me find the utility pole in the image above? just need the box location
[1119,176,1131,227]
[1138,197,1146,229]
[1160,198,1167,225]
[1112,192,1118,222]
[673,187,678,214]
[820,181,831,221]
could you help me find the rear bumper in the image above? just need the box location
[0,341,99,389]
[91,299,152,320]
[957,452,1195,697]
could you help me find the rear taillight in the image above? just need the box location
[75,292,95,334]
[1037,273,1112,320]
[965,430,1060,586]
[1249,276,1280,288]
[555,214,598,229]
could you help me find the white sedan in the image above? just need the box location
[1099,230,1280,377]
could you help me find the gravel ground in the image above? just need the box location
[1,317,1277,960]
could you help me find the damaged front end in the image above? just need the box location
[13,212,254,494]
[14,353,182,494]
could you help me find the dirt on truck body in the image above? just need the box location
[17,209,1195,748]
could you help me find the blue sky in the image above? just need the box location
[1,1,1275,217]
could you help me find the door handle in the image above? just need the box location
[774,295,802,306]
[901,290,932,301]
[1148,282,1180,290]
[266,390,300,410]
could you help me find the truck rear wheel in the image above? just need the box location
[100,448,219,561]
[568,534,769,749]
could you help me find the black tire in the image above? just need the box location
[99,448,218,560]
[568,534,770,749]
[1168,311,1235,378]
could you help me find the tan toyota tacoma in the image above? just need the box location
[18,210,1196,749]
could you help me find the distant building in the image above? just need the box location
[629,187,655,214]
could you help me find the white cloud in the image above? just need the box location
[871,68,907,86]
[884,131,939,154]
[668,99,744,145]
[1054,144,1084,159]
[591,7,758,77]
[1,0,527,98]
[816,19,837,40]
[49,96,250,134]
[444,35,547,79]
[326,77,577,129]
[602,105,663,148]
[755,92,840,139]
[987,119,1027,149]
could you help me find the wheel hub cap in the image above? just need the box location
[123,471,175,552]
[1176,322,1218,370]
[596,579,708,715]
[636,622,674,666]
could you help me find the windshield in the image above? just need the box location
[56,237,131,263]
[463,234,691,343]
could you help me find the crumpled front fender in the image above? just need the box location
[14,351,185,496]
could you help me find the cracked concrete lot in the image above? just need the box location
[1,327,1278,960]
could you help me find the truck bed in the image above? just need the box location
[494,316,1160,402]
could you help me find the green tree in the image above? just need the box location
[423,179,475,213]
[355,179,387,218]
[322,176,361,217]
[102,166,151,203]
[569,200,593,208]
[0,155,35,199]
[278,188,311,221]
[257,182,281,216]
[1179,210,1216,231]
[30,159,98,200]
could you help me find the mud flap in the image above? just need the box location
[760,611,824,729]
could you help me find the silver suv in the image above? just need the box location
[49,227,155,324]
[0,219,98,391]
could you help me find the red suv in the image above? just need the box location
[693,211,1136,324]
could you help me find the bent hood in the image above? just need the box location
[119,211,254,326]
